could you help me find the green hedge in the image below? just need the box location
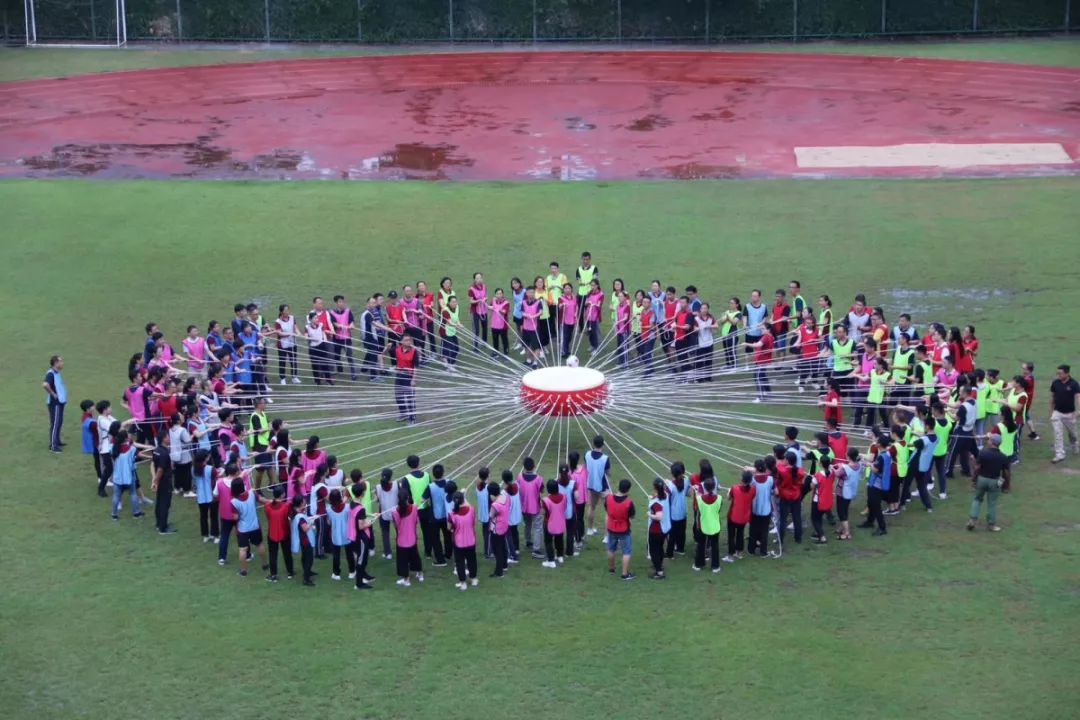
[3,0,1074,44]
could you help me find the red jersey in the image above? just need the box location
[813,472,835,511]
[728,484,755,525]
[395,346,417,372]
[827,431,848,464]
[771,301,790,335]
[313,310,333,335]
[754,333,775,365]
[674,311,692,342]
[420,293,435,326]
[385,304,405,334]
[777,464,804,501]
[798,325,820,360]
[1020,374,1035,403]
[959,339,978,374]
[640,309,653,339]
[264,501,291,542]
[663,300,677,329]
[157,394,178,422]
[605,495,632,534]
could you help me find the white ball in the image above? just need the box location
[566,355,580,368]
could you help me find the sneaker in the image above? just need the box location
[1051,456,1066,464]
[556,556,565,564]
[1028,432,1040,441]
[266,575,278,583]
[348,572,356,580]
[471,578,479,587]
[432,562,448,568]
[692,565,703,572]
[212,537,220,544]
[938,492,947,500]
[416,574,424,583]
[987,524,1002,532]
[331,574,341,581]
[395,578,406,586]
[355,583,372,590]
[218,558,226,566]
[111,514,119,521]
[203,536,211,543]
[542,561,556,568]
[384,553,392,560]
[621,573,636,581]
[292,377,301,384]
[712,567,722,574]
[132,511,145,517]
[872,529,887,536]
[238,569,248,577]
[651,573,666,580]
[884,509,900,516]
[280,378,287,386]
[303,580,316,587]
[183,491,196,498]
[287,574,294,579]
[721,555,734,563]
[507,557,519,565]
[573,550,581,557]
[488,572,504,579]
[158,527,178,535]
[752,397,762,404]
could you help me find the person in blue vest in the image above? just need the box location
[859,435,892,536]
[584,435,611,537]
[43,355,68,453]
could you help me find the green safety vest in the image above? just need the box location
[892,349,914,384]
[631,303,643,334]
[577,266,595,296]
[818,308,832,335]
[538,298,550,320]
[895,441,911,477]
[933,418,953,457]
[697,496,723,536]
[987,380,1004,414]
[406,471,431,507]
[721,310,740,336]
[438,289,456,313]
[868,370,889,405]
[918,361,934,397]
[444,307,459,337]
[1007,389,1028,421]
[545,274,566,305]
[789,294,806,324]
[247,410,269,450]
[909,417,925,439]
[349,484,374,515]
[832,338,854,373]
[609,293,620,323]
[975,383,990,419]
[996,422,1017,457]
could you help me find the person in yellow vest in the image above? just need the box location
[247,396,272,489]
[544,262,567,342]
[787,280,807,330]
[575,251,597,327]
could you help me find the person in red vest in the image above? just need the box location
[605,479,636,581]
[394,334,419,426]
[809,450,835,544]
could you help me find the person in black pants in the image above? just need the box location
[859,450,890,535]
[150,435,175,534]
[488,483,508,578]
[353,506,374,590]
[43,355,68,453]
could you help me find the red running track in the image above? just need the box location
[1,51,1078,180]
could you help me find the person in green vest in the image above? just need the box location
[996,406,1019,473]
[787,280,806,330]
[931,402,953,499]
[402,454,439,563]
[247,396,271,489]
[692,478,724,573]
[720,297,743,370]
[985,368,1004,432]
[891,333,915,404]
[913,345,935,408]
[575,251,597,327]
[821,324,856,400]
[544,262,567,340]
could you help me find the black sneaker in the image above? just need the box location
[158,526,178,535]
[488,572,504,579]
[354,583,373,590]
[132,512,145,518]
[111,515,119,521]
[238,569,248,577]
[621,573,637,581]
[266,575,278,583]
[97,489,107,498]
[303,580,316,587]
[872,529,887,536]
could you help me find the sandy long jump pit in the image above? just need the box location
[1,51,1077,180]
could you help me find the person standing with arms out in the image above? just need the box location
[448,490,479,590]
[723,471,755,561]
[605,479,636,581]
[44,355,68,453]
[545,262,567,345]
[747,326,776,403]
[584,435,611,537]
[1050,364,1080,463]
[541,479,569,569]
[967,434,1011,532]
[467,273,488,352]
[394,334,419,426]
[646,478,670,579]
[692,477,723,573]
[575,251,597,327]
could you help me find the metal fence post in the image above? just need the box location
[704,0,710,42]
[972,0,979,30]
[792,0,797,41]
[449,0,454,41]
[263,0,270,42]
[616,0,621,42]
[881,0,887,33]
[357,0,362,41]
[176,0,183,42]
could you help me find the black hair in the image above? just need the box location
[546,479,559,495]
[328,489,342,506]
[406,454,420,469]
[815,431,829,446]
[230,477,244,496]
[741,470,754,485]
[432,463,445,480]
[478,467,490,481]
[784,450,798,465]
[487,482,502,498]
[501,470,514,484]
[784,426,799,440]
[703,478,716,493]
[523,457,535,471]
[670,460,685,477]
[305,435,320,453]
[617,479,632,494]
[652,477,667,499]
[568,451,580,469]
[592,435,604,449]
[333,295,344,302]
[452,491,466,511]
[350,468,363,483]
[80,399,94,412]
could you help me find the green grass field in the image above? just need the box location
[0,36,1078,82]
[2,177,1079,719]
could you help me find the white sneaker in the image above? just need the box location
[203,536,211,543]
[292,377,301,384]
[183,491,196,498]
[348,572,356,580]
[265,398,273,404]
[542,561,556,568]
[401,579,411,587]
[573,550,581,557]
[470,578,479,587]
[712,567,722,573]
[798,386,805,394]
[395,578,406,586]
[753,397,763,404]
[556,556,565,564]
[721,555,734,563]
[416,573,425,583]
[331,574,341,581]
[938,492,947,499]
[280,378,287,386]
[212,537,220,544]
[769,527,779,535]
[457,582,467,591]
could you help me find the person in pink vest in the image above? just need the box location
[517,457,545,560]
[447,491,479,590]
[330,295,356,381]
[541,480,568,568]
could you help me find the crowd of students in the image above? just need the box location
[64,251,1077,590]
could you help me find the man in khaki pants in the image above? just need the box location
[1049,364,1080,464]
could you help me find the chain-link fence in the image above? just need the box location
[4,0,1077,45]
